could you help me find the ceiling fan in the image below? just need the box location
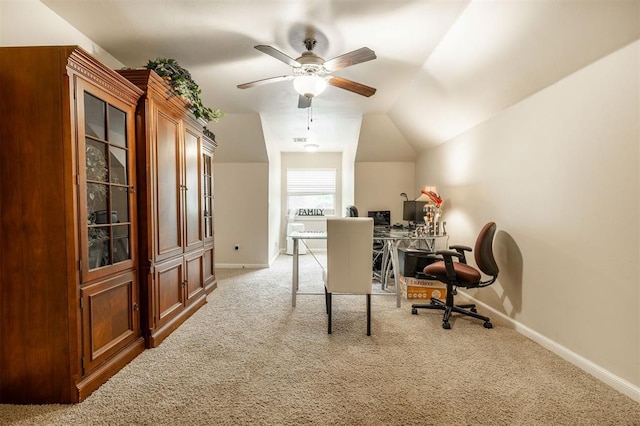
[237,38,377,108]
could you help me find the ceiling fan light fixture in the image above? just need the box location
[293,75,327,98]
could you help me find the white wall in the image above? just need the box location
[0,0,123,68]
[355,162,416,225]
[266,138,282,265]
[213,113,268,163]
[417,41,640,393]
[341,122,359,213]
[214,163,269,267]
[356,114,417,162]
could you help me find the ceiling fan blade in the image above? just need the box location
[255,45,301,68]
[328,76,377,97]
[298,95,312,109]
[323,47,377,72]
[237,75,294,89]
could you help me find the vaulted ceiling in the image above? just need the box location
[41,0,640,162]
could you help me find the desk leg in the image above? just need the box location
[385,241,395,290]
[380,242,389,290]
[292,238,299,307]
[425,237,434,252]
[390,240,402,308]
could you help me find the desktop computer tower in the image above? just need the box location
[397,248,438,277]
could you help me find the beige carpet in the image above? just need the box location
[1,254,639,425]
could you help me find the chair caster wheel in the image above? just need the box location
[411,308,418,315]
[442,322,451,330]
[484,322,493,329]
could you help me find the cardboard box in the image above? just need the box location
[400,276,447,301]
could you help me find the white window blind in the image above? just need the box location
[286,169,337,215]
[287,169,336,193]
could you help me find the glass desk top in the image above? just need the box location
[289,228,448,241]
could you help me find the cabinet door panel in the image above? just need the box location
[154,257,184,329]
[81,271,140,374]
[203,245,216,293]
[204,246,215,282]
[185,250,205,304]
[184,128,203,251]
[155,112,183,260]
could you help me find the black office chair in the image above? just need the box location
[345,205,359,217]
[411,222,499,329]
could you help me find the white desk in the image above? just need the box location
[289,231,327,308]
[289,229,448,308]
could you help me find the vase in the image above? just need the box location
[423,203,442,235]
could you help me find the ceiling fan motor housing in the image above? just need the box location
[297,51,324,64]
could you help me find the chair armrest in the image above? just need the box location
[432,250,461,281]
[435,250,463,259]
[448,245,472,264]
[449,244,471,252]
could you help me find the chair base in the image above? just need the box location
[411,298,493,329]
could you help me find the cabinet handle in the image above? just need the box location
[133,303,139,311]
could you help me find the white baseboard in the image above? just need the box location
[461,292,640,403]
[216,263,268,269]
[269,251,281,266]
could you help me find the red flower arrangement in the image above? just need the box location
[421,188,443,208]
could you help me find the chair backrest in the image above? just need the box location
[345,205,359,217]
[474,222,499,276]
[326,217,374,294]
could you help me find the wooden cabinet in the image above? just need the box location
[117,70,217,348]
[0,46,145,403]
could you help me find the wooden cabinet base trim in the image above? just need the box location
[76,336,145,402]
[205,280,217,295]
[148,294,207,348]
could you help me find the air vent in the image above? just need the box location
[293,137,307,143]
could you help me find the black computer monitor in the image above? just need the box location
[403,201,426,224]
[367,210,391,226]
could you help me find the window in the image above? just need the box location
[287,169,336,216]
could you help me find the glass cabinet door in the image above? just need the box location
[202,149,214,241]
[79,81,136,280]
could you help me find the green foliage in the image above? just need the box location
[145,58,224,123]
